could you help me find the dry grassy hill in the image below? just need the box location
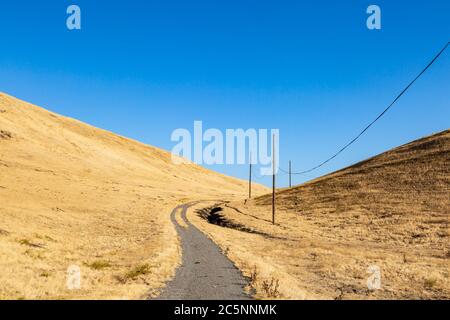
[0,92,267,299]
[190,130,450,299]
[260,129,450,220]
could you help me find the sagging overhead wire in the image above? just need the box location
[279,42,449,176]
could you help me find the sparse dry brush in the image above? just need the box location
[424,277,437,289]
[0,129,12,139]
[116,263,152,283]
[250,265,258,284]
[248,266,280,299]
[85,260,112,270]
[261,277,280,298]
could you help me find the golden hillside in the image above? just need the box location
[259,129,450,218]
[190,130,450,299]
[0,92,267,299]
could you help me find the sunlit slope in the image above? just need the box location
[0,92,267,299]
[0,92,261,198]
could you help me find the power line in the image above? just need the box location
[251,166,286,180]
[280,42,449,176]
[251,165,265,180]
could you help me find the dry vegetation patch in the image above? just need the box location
[0,130,12,139]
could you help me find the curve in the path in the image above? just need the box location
[155,202,251,300]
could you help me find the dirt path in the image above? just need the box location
[155,203,251,300]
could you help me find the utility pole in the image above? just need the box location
[289,160,292,188]
[249,152,252,199]
[272,134,276,225]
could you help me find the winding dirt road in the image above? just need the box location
[156,203,251,300]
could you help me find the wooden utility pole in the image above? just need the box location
[249,152,252,199]
[272,134,276,225]
[289,160,292,188]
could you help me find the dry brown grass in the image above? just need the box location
[0,92,268,299]
[85,261,112,270]
[190,130,450,299]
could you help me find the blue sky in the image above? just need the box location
[0,0,449,187]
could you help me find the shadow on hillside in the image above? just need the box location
[196,206,288,241]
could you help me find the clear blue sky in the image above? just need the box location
[1,1,449,187]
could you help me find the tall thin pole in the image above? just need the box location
[289,160,292,188]
[272,134,276,225]
[249,152,252,199]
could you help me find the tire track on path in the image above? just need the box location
[155,202,251,300]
